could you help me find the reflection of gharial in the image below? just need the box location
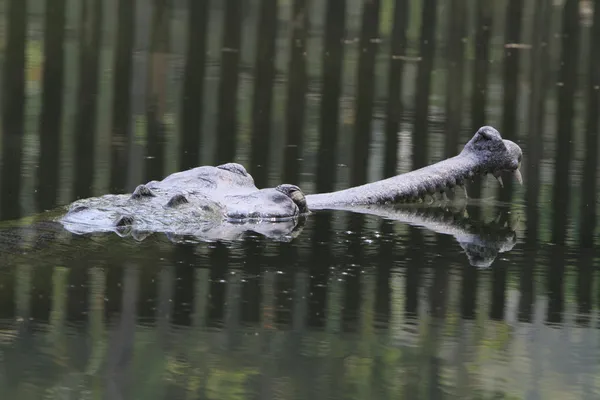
[0,204,516,270]
[58,126,522,241]
[335,204,518,268]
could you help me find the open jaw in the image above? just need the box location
[304,126,523,210]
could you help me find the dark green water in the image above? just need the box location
[0,0,599,398]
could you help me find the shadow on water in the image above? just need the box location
[0,0,600,398]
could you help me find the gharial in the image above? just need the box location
[57,126,523,241]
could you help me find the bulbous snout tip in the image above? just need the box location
[502,139,523,185]
[477,125,501,138]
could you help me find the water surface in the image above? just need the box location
[0,0,599,398]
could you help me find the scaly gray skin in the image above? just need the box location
[59,162,309,242]
[57,126,521,242]
[305,126,523,210]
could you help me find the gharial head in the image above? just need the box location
[460,126,523,185]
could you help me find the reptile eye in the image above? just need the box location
[275,184,309,214]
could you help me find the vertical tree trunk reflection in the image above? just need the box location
[283,0,310,184]
[179,0,210,171]
[73,0,103,200]
[1,0,27,220]
[552,0,581,246]
[110,0,136,193]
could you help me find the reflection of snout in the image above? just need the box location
[459,241,498,269]
[457,228,517,268]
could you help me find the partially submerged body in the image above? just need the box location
[58,126,523,243]
[60,163,308,241]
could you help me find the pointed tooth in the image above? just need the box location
[494,174,504,188]
[491,171,504,187]
[513,169,523,185]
